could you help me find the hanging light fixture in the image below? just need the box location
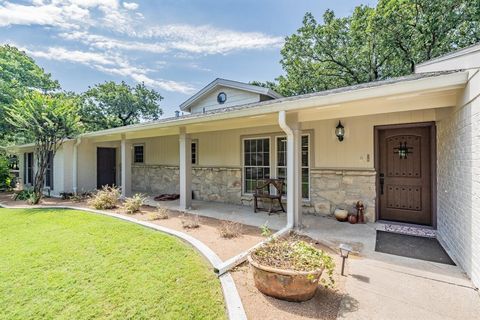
[335,121,345,142]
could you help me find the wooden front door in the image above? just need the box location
[377,124,434,225]
[97,148,116,188]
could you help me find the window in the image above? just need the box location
[24,152,34,185]
[45,152,53,189]
[133,145,144,164]
[275,134,310,199]
[301,135,310,199]
[243,138,270,194]
[191,140,198,165]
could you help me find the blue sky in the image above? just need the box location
[0,0,377,116]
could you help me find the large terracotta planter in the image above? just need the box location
[248,255,324,302]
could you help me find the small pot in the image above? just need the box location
[348,214,357,224]
[248,255,324,302]
[334,209,348,222]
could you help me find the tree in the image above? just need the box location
[0,45,60,142]
[6,92,82,203]
[266,0,480,96]
[82,81,163,131]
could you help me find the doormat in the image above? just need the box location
[376,223,436,238]
[375,230,455,265]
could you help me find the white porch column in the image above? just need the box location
[72,138,81,194]
[279,111,303,228]
[179,127,192,210]
[121,134,132,198]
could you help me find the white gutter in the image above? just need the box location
[215,111,295,276]
[80,71,467,139]
[72,138,81,194]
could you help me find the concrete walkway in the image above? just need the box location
[149,198,480,319]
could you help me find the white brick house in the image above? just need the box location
[10,44,480,288]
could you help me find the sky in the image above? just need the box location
[0,0,377,117]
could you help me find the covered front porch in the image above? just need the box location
[75,70,466,232]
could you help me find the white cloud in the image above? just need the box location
[26,46,196,94]
[59,31,168,53]
[60,24,284,56]
[122,2,138,10]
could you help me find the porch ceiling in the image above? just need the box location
[295,87,461,122]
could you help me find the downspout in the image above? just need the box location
[278,110,297,230]
[72,138,81,195]
[214,111,294,276]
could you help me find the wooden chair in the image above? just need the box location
[253,179,286,214]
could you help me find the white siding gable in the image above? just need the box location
[189,86,263,114]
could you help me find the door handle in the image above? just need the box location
[379,173,385,195]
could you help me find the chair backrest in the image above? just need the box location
[257,179,285,197]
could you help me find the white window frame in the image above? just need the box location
[274,133,310,200]
[191,139,199,165]
[241,136,272,195]
[132,144,145,164]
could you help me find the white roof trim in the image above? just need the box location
[8,70,468,148]
[78,71,467,139]
[179,78,282,111]
[417,43,480,68]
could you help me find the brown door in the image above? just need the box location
[377,125,433,225]
[97,148,116,188]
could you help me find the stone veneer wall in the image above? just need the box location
[307,169,376,221]
[132,165,242,204]
[132,164,377,220]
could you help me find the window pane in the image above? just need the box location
[243,138,270,193]
[302,135,309,167]
[302,168,309,199]
[134,145,144,163]
[191,142,197,164]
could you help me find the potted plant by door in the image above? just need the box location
[248,237,335,302]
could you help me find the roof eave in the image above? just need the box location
[82,71,468,139]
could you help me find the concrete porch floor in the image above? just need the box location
[145,197,480,319]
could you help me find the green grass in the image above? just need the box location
[0,208,226,320]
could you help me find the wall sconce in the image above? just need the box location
[335,121,345,142]
[339,243,353,276]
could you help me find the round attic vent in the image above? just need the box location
[217,92,227,104]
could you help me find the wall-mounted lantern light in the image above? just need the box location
[335,121,345,142]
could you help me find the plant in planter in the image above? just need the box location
[248,237,335,302]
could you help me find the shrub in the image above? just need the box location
[12,189,34,201]
[124,194,145,214]
[88,186,120,210]
[218,221,242,239]
[147,207,169,221]
[181,214,200,229]
[251,238,336,288]
[260,222,272,237]
[0,155,13,190]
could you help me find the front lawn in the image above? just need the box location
[0,208,226,319]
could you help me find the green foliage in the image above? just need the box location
[5,91,82,203]
[260,222,272,237]
[12,189,34,201]
[88,185,120,210]
[0,208,226,319]
[124,193,145,214]
[0,156,12,189]
[0,45,60,143]
[263,0,480,96]
[252,238,336,288]
[81,81,163,131]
